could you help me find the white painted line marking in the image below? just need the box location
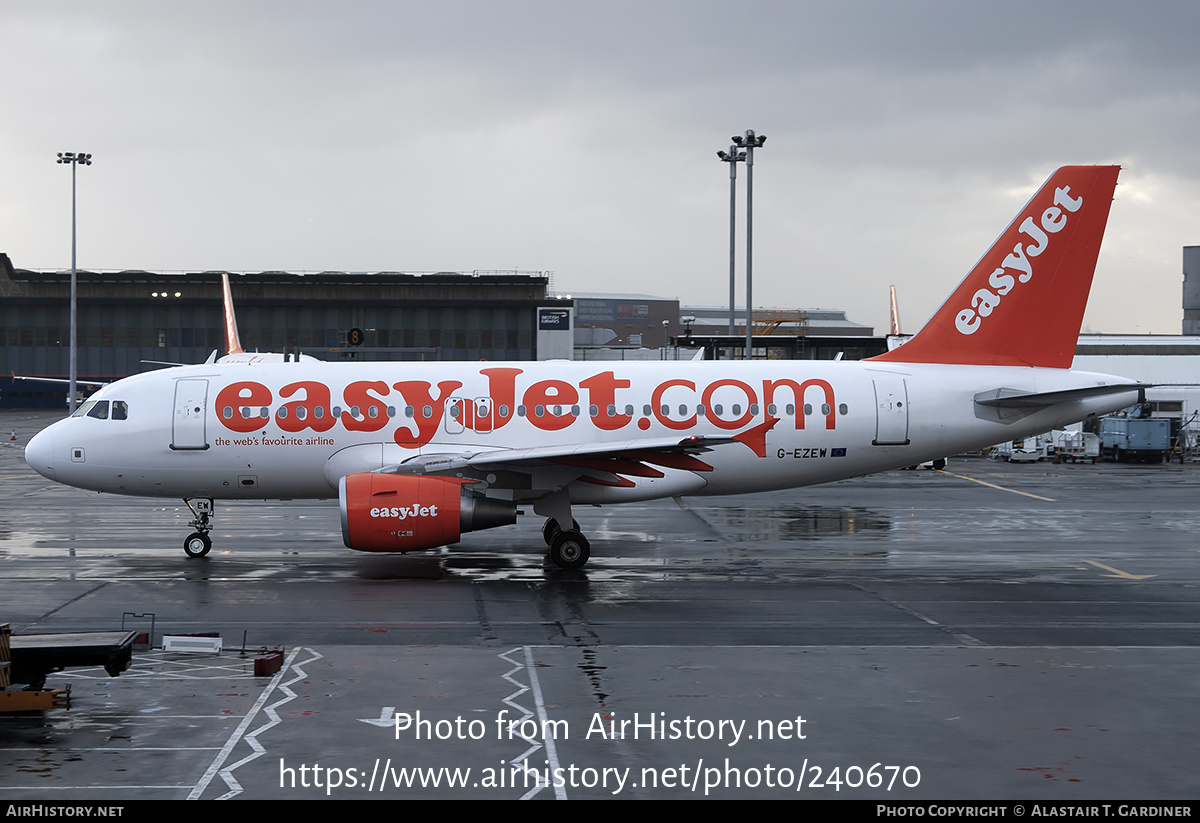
[497,648,543,798]
[525,645,566,801]
[186,646,323,800]
[497,647,568,800]
[215,647,325,799]
[359,706,397,727]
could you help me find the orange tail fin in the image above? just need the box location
[869,165,1119,368]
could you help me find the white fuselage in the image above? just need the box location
[24,359,1139,505]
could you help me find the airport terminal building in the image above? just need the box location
[0,254,558,407]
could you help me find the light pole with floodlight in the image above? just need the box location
[56,151,92,414]
[731,130,765,359]
[716,144,745,340]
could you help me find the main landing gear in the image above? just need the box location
[183,498,214,558]
[542,517,589,570]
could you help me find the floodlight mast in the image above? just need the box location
[56,151,92,414]
[717,145,745,339]
[731,130,765,359]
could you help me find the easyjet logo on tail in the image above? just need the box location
[954,185,1084,336]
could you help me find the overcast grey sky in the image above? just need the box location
[4,1,1199,335]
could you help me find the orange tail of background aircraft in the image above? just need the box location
[221,273,244,356]
[870,165,1120,369]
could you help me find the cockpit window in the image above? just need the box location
[70,399,127,420]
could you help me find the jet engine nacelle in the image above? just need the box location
[339,472,517,552]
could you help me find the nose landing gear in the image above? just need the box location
[183,498,214,558]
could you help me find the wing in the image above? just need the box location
[395,435,725,489]
[12,374,107,388]
[323,417,779,495]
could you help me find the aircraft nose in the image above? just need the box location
[24,427,56,481]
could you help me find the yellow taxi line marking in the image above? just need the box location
[935,469,1056,502]
[1083,560,1157,580]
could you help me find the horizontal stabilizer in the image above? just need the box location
[974,384,1147,409]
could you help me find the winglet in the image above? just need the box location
[732,415,780,458]
[869,166,1120,368]
[221,273,244,355]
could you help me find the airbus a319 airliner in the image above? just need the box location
[25,166,1142,568]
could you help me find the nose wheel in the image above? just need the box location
[183,498,215,559]
[184,532,212,558]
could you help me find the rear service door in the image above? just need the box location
[872,376,910,446]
